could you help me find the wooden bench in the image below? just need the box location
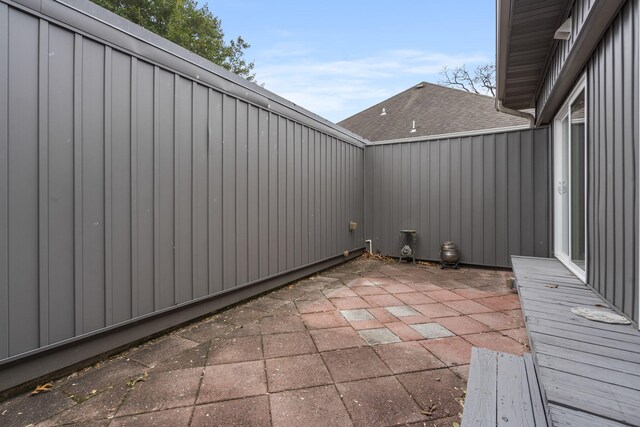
[511,256,640,426]
[462,348,548,427]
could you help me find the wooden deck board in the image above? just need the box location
[528,323,640,353]
[496,351,536,427]
[511,256,640,426]
[462,348,547,427]
[520,306,640,335]
[547,404,628,427]
[463,347,497,427]
[523,353,548,425]
[536,353,640,390]
[527,316,640,344]
[533,342,640,375]
[530,332,640,363]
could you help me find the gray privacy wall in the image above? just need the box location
[0,0,365,363]
[364,128,550,268]
[585,0,638,323]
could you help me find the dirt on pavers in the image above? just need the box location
[0,257,529,426]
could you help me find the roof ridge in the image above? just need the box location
[338,81,495,123]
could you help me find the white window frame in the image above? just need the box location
[553,74,587,283]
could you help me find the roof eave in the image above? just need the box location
[495,0,512,104]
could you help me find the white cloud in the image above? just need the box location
[254,48,491,122]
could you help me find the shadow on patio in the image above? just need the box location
[1,257,528,426]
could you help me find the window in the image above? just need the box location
[554,80,586,281]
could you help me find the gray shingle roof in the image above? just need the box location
[338,82,529,142]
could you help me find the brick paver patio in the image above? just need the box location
[0,257,528,426]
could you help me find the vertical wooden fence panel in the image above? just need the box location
[365,128,550,267]
[0,0,364,391]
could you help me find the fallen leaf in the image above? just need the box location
[31,383,53,395]
[545,284,559,288]
[127,372,149,387]
[421,403,437,416]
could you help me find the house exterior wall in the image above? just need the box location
[0,0,365,375]
[537,0,597,115]
[584,0,639,323]
[364,128,550,268]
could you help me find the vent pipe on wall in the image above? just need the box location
[554,17,573,40]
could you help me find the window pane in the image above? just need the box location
[570,92,585,268]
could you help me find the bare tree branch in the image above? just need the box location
[474,64,496,97]
[439,64,496,97]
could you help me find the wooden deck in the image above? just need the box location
[462,348,547,427]
[511,256,640,426]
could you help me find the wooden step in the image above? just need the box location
[462,347,548,427]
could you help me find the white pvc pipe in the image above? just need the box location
[365,239,373,253]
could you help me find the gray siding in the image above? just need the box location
[585,0,639,323]
[0,2,365,362]
[364,128,550,268]
[537,0,596,114]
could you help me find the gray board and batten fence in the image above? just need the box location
[0,0,553,395]
[0,0,366,392]
[364,127,551,268]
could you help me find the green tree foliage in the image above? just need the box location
[92,0,255,81]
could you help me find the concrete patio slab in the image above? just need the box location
[339,309,374,321]
[208,335,263,365]
[397,369,465,421]
[262,331,316,358]
[128,335,200,368]
[384,321,425,341]
[385,305,421,317]
[358,328,401,345]
[192,396,271,427]
[0,257,529,426]
[112,407,193,427]
[421,336,474,366]
[410,323,455,339]
[269,386,352,427]
[435,315,491,335]
[310,326,366,351]
[116,367,202,416]
[336,376,426,425]
[198,360,267,404]
[394,292,436,305]
[259,314,306,335]
[329,296,370,309]
[373,341,445,374]
[348,319,384,330]
[301,311,349,330]
[39,386,128,426]
[463,331,528,355]
[321,347,391,382]
[265,354,332,392]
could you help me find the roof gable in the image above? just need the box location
[338,82,528,142]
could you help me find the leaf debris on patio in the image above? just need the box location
[0,257,529,426]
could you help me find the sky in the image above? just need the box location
[206,1,496,123]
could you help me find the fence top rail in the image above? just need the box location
[4,0,369,148]
[366,124,540,146]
